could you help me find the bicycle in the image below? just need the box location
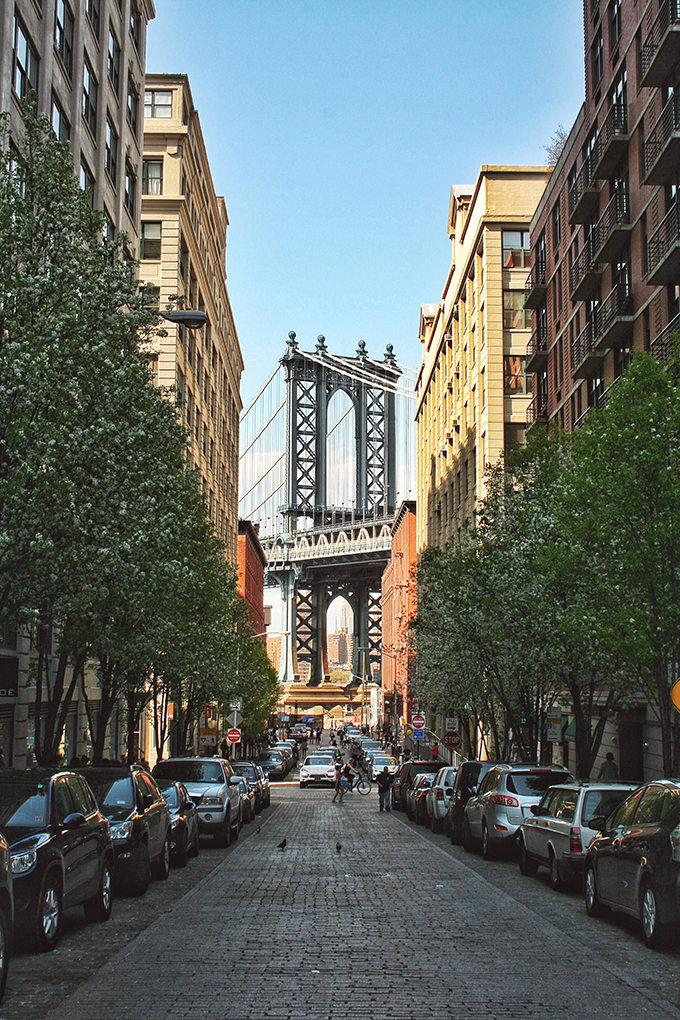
[340,774,372,796]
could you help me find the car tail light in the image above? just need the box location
[570,826,583,854]
[491,794,519,808]
[436,788,445,801]
[670,824,680,862]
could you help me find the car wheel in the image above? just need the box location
[640,880,676,949]
[549,849,565,892]
[174,830,188,869]
[299,782,306,789]
[584,863,608,918]
[461,816,474,853]
[214,815,231,848]
[0,903,10,1002]
[431,816,440,834]
[481,822,495,861]
[152,834,171,880]
[129,843,151,897]
[84,857,113,921]
[37,873,62,951]
[451,820,461,846]
[518,838,538,877]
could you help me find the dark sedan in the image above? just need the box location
[255,751,287,781]
[80,767,171,896]
[584,779,680,948]
[155,781,199,867]
[231,761,266,812]
[0,769,113,950]
[391,760,443,812]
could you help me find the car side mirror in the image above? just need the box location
[588,814,608,832]
[530,804,540,815]
[62,812,86,829]
[229,776,241,786]
[471,785,479,795]
[141,793,153,810]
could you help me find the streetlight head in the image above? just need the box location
[161,309,208,330]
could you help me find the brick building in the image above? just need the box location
[381,501,416,733]
[525,0,680,432]
[237,520,267,639]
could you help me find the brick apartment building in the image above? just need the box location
[525,0,680,432]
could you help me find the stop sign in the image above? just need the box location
[411,713,426,730]
[227,728,241,743]
[443,730,461,751]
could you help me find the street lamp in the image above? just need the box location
[160,308,208,330]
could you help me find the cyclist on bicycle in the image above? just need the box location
[342,759,359,792]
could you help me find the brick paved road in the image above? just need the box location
[6,782,680,1020]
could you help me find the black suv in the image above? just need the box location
[0,768,113,950]
[391,760,444,811]
[446,761,501,844]
[80,766,171,896]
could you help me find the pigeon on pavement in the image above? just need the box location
[336,842,342,852]
[277,838,287,850]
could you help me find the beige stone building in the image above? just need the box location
[415,167,549,552]
[140,73,243,563]
[1,0,155,248]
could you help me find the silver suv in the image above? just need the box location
[463,763,574,859]
[153,758,241,847]
[517,781,637,889]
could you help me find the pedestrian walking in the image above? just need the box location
[376,766,393,812]
[332,762,344,803]
[597,752,619,780]
[431,742,439,760]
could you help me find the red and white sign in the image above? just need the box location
[227,728,241,744]
[411,714,426,730]
[443,730,462,751]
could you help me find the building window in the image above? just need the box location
[107,26,120,95]
[105,117,118,184]
[86,0,100,38]
[124,159,136,217]
[140,221,161,260]
[502,230,531,268]
[102,207,115,242]
[144,90,172,119]
[504,355,526,394]
[186,389,193,427]
[503,290,530,329]
[129,1,141,50]
[142,159,163,195]
[51,95,70,142]
[54,1,74,78]
[13,16,39,98]
[179,237,189,282]
[80,158,95,207]
[127,76,139,134]
[609,0,622,52]
[592,29,604,89]
[82,59,98,137]
[552,199,561,253]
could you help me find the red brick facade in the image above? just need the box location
[526,0,680,432]
[381,502,417,732]
[237,520,267,640]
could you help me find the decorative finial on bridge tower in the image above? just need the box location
[384,343,397,367]
[286,330,298,355]
[316,334,327,354]
[357,339,368,362]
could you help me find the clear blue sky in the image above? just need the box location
[147,0,585,409]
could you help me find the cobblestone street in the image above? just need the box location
[4,782,680,1020]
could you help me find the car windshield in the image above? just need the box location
[158,784,179,807]
[373,757,396,767]
[154,761,224,785]
[506,771,571,796]
[0,780,50,829]
[306,757,333,766]
[409,763,442,777]
[258,753,283,762]
[86,776,134,810]
[232,764,257,780]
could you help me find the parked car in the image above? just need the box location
[231,761,266,812]
[233,778,256,823]
[391,760,444,812]
[407,773,436,823]
[446,761,500,843]
[425,766,458,833]
[82,766,171,894]
[256,750,288,781]
[153,758,241,847]
[255,764,271,807]
[0,768,113,950]
[368,755,398,780]
[584,780,680,948]
[299,755,337,789]
[518,782,637,889]
[272,745,294,772]
[0,832,11,1000]
[463,764,575,859]
[154,780,200,867]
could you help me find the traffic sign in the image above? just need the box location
[412,728,424,741]
[443,730,461,751]
[227,710,243,728]
[445,717,456,731]
[672,680,680,715]
[412,713,426,730]
[227,728,241,743]
[229,696,243,711]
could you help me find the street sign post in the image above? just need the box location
[227,728,241,744]
[412,728,424,741]
[445,717,456,732]
[443,730,461,751]
[227,711,243,728]
[411,713,426,730]
[229,697,243,711]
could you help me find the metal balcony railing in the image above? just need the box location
[524,258,547,309]
[592,186,630,260]
[596,282,633,342]
[571,319,596,375]
[569,236,602,299]
[650,311,680,365]
[592,103,629,179]
[526,322,548,360]
[647,198,680,280]
[643,92,680,183]
[641,0,680,86]
[526,391,548,426]
[568,156,599,222]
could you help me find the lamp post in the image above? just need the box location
[159,308,208,330]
